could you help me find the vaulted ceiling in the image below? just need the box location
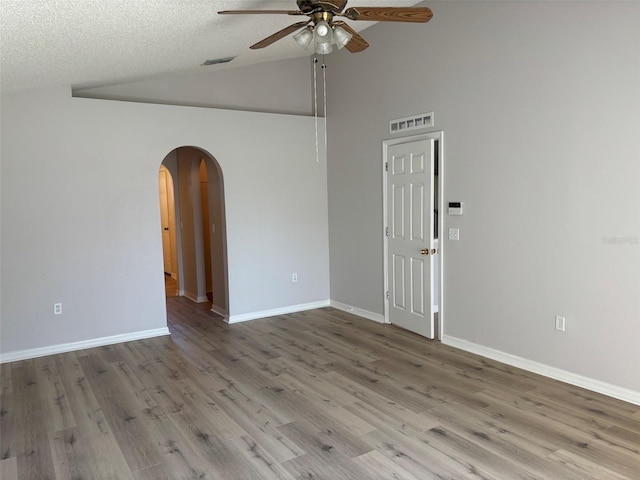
[0,0,422,94]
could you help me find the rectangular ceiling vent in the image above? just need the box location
[389,112,434,134]
[201,56,236,66]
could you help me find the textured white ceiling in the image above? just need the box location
[0,0,422,94]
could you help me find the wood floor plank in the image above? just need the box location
[141,336,233,394]
[352,449,422,480]
[374,354,490,402]
[486,386,640,455]
[0,455,17,480]
[603,424,640,452]
[258,330,332,367]
[328,358,441,413]
[214,386,304,462]
[361,358,492,412]
[0,390,15,461]
[279,420,372,480]
[49,427,135,480]
[112,342,187,415]
[10,361,58,480]
[421,426,540,480]
[476,389,595,452]
[77,351,155,412]
[426,403,589,480]
[34,357,76,434]
[227,435,297,480]
[1,362,12,396]
[561,435,640,479]
[361,425,487,479]
[98,397,166,472]
[167,406,264,478]
[55,352,112,437]
[427,400,555,458]
[271,358,362,406]
[128,411,218,480]
[322,370,439,432]
[2,298,638,479]
[546,448,635,480]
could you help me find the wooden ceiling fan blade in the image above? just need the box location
[333,22,369,53]
[218,10,304,16]
[342,6,433,23]
[250,21,311,50]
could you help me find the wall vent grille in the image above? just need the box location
[389,112,434,134]
[201,56,236,66]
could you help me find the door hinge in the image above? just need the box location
[386,291,390,299]
[385,227,389,237]
[385,162,388,172]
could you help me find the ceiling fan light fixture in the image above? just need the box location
[333,25,352,49]
[314,20,333,44]
[219,3,434,54]
[293,26,314,48]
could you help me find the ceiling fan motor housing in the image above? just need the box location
[297,0,348,14]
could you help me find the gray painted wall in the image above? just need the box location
[1,87,329,357]
[326,1,639,391]
[177,148,208,301]
[206,160,229,313]
[75,57,314,115]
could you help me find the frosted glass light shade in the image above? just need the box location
[293,27,313,48]
[333,26,352,49]
[315,41,333,55]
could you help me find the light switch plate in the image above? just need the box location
[448,228,460,241]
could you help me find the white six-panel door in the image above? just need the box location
[386,138,435,338]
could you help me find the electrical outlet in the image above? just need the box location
[292,273,298,283]
[448,228,460,241]
[555,315,565,332]
[54,303,63,315]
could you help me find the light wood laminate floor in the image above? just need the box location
[1,297,639,479]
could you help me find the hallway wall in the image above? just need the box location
[0,87,329,359]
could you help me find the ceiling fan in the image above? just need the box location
[218,0,433,55]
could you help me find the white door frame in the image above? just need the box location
[383,131,444,336]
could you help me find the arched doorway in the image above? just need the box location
[159,146,229,317]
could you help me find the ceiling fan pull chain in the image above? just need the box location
[322,57,328,159]
[313,55,319,163]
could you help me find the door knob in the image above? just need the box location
[431,248,437,254]
[420,248,430,255]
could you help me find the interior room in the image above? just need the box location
[1,1,639,478]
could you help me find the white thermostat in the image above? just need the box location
[448,202,463,215]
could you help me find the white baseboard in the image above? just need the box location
[0,327,171,364]
[330,300,386,324]
[227,300,330,324]
[442,335,640,407]
[210,304,228,319]
[184,292,208,304]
